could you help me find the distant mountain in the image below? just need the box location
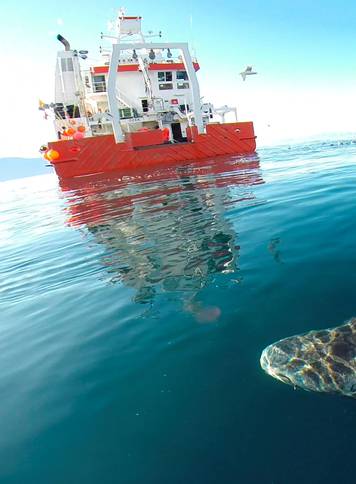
[0,158,51,182]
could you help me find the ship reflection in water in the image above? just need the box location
[60,155,264,320]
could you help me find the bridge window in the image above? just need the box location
[158,72,173,82]
[176,70,188,80]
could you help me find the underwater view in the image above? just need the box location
[2,140,356,483]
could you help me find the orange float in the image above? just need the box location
[46,149,60,161]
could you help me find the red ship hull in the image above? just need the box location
[48,122,256,179]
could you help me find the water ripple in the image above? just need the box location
[2,143,356,483]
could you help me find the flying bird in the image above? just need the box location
[240,66,257,81]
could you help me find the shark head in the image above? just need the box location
[260,320,356,398]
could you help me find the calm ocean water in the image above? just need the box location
[1,140,356,484]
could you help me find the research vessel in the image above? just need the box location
[40,12,256,178]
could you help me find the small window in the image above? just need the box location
[177,81,189,90]
[54,103,65,117]
[159,83,173,90]
[56,104,80,118]
[141,99,149,113]
[119,108,134,119]
[176,70,188,80]
[158,72,173,82]
[179,104,190,112]
[66,104,80,118]
[92,75,106,93]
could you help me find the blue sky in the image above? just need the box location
[2,0,356,157]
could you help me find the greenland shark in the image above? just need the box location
[260,318,356,398]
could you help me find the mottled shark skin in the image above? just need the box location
[260,318,356,398]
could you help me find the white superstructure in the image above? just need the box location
[52,12,237,143]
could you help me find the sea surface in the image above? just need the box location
[1,140,356,484]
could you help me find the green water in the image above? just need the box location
[1,142,356,483]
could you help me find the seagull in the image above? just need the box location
[240,66,257,81]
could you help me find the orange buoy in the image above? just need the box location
[46,149,60,161]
